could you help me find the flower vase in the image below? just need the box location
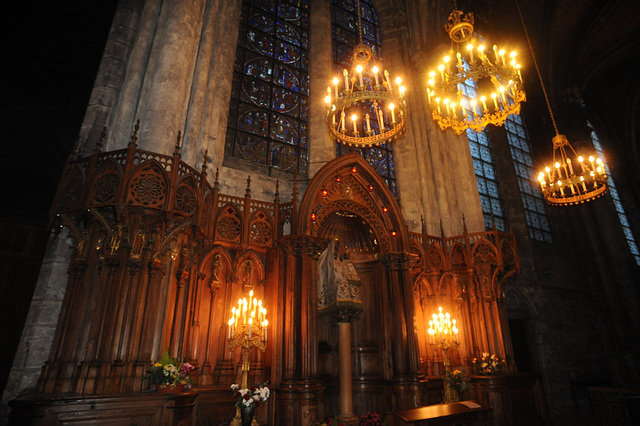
[155,383,185,393]
[240,404,255,426]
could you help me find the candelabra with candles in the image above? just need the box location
[325,0,407,147]
[227,290,268,388]
[427,307,460,403]
[426,5,526,134]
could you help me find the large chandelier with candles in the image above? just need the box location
[325,0,407,147]
[512,2,608,205]
[426,3,526,134]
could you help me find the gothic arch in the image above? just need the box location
[88,158,123,207]
[248,208,275,247]
[233,250,265,287]
[125,160,169,209]
[298,154,409,254]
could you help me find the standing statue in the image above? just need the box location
[317,239,361,312]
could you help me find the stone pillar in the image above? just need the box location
[308,0,335,177]
[337,318,358,424]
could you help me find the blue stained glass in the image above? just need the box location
[486,181,499,198]
[238,108,269,137]
[300,122,308,147]
[334,9,357,31]
[253,0,275,12]
[270,143,299,171]
[335,0,355,11]
[473,161,484,176]
[242,79,270,107]
[276,21,301,45]
[483,163,496,179]
[299,151,308,174]
[300,74,309,96]
[271,114,297,144]
[335,26,357,46]
[271,89,299,114]
[244,57,273,81]
[479,146,492,162]
[476,177,487,193]
[276,41,300,64]
[274,64,300,91]
[469,142,480,159]
[299,96,308,120]
[491,199,502,216]
[301,49,309,69]
[479,195,490,211]
[359,2,377,24]
[247,30,274,56]
[277,3,301,21]
[249,12,273,33]
[236,133,268,165]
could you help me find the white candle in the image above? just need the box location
[343,69,349,92]
[357,65,364,88]
[377,109,384,130]
[372,66,379,85]
[366,113,371,132]
[567,158,574,175]
[389,103,396,124]
[333,77,339,98]
[341,111,346,131]
[352,114,358,133]
[384,70,392,90]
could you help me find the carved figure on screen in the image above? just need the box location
[318,239,362,313]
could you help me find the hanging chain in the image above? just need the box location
[515,0,559,135]
[356,0,364,44]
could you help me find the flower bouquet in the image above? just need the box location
[445,369,469,397]
[472,352,505,375]
[142,351,195,391]
[359,411,384,425]
[230,383,270,407]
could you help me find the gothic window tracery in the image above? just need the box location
[225,0,309,175]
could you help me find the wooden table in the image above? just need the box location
[390,401,493,426]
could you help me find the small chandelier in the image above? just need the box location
[325,0,407,147]
[426,3,526,134]
[513,2,608,205]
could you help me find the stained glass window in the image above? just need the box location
[504,115,553,243]
[588,123,640,265]
[331,0,398,197]
[225,0,309,175]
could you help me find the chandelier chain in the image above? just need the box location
[515,0,559,135]
[356,0,364,45]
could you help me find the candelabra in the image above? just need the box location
[228,290,268,425]
[427,306,460,403]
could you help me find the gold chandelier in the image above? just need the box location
[325,0,407,147]
[426,4,526,134]
[513,2,608,205]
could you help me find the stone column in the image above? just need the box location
[337,315,358,424]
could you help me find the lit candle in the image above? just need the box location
[493,45,499,63]
[499,49,506,67]
[480,96,488,112]
[384,70,392,90]
[545,166,552,182]
[333,77,339,98]
[478,45,485,62]
[589,156,595,172]
[444,99,450,116]
[372,66,379,85]
[389,103,396,124]
[332,113,336,125]
[444,55,451,73]
[343,69,349,92]
[578,156,586,173]
[395,76,402,91]
[356,64,364,88]
[248,318,252,339]
[438,64,445,82]
[352,114,358,133]
[366,113,371,132]
[567,158,574,175]
[491,93,499,110]
[467,44,474,63]
[470,100,478,116]
[399,85,406,98]
[499,86,506,104]
[377,108,384,130]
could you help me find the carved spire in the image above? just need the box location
[462,213,468,234]
[173,131,182,157]
[129,119,140,148]
[440,219,446,239]
[245,175,251,197]
[274,179,280,203]
[201,149,209,175]
[213,167,219,191]
[293,173,298,201]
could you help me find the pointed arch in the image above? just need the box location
[248,208,275,247]
[298,154,408,253]
[215,203,243,243]
[234,250,265,285]
[55,164,86,212]
[425,242,446,272]
[174,175,199,217]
